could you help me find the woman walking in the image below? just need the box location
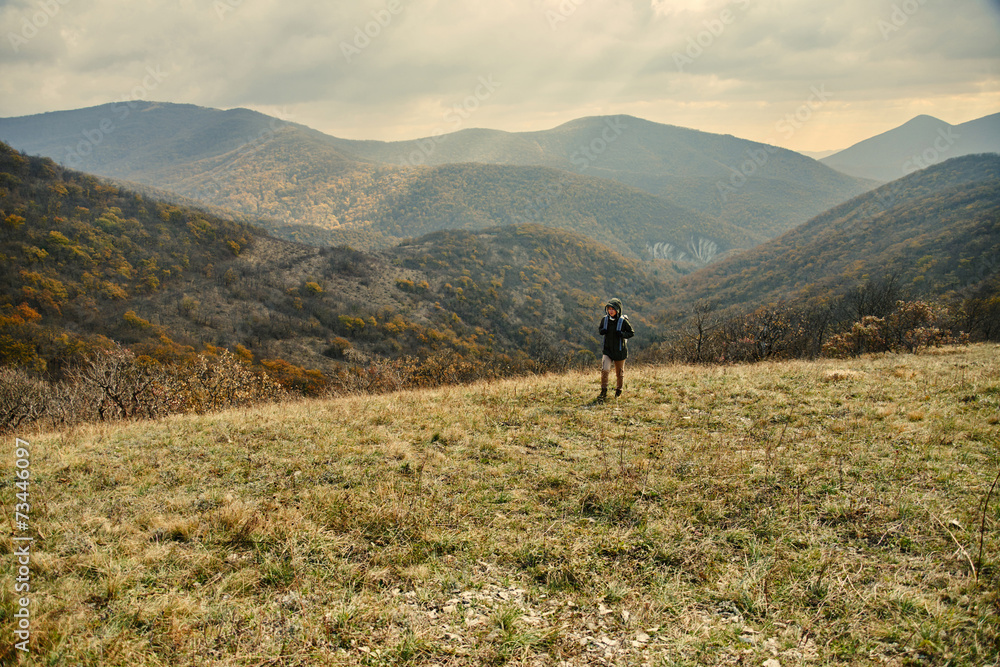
[597,298,634,402]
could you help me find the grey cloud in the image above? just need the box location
[0,0,996,147]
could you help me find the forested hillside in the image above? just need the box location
[0,142,257,372]
[368,163,760,260]
[666,154,1000,313]
[0,142,669,391]
[635,155,1000,364]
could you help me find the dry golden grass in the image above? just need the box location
[2,345,999,665]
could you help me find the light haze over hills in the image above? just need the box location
[0,102,876,260]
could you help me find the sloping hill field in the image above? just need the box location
[2,345,998,665]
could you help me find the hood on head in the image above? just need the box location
[606,298,623,313]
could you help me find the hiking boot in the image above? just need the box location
[614,388,622,398]
[596,388,607,403]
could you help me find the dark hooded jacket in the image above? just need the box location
[599,298,635,361]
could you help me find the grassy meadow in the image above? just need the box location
[2,344,999,666]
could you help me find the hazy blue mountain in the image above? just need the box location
[799,149,842,160]
[0,103,874,247]
[0,102,751,263]
[0,101,365,181]
[821,113,1000,182]
[331,114,877,238]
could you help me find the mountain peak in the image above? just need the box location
[898,114,949,129]
[822,111,1000,182]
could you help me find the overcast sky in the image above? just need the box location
[2,0,998,151]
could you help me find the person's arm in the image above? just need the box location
[598,316,608,335]
[622,316,635,339]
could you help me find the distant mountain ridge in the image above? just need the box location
[329,113,876,239]
[0,103,755,262]
[0,102,366,177]
[821,113,1000,182]
[799,149,842,160]
[666,154,1000,314]
[0,102,873,259]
